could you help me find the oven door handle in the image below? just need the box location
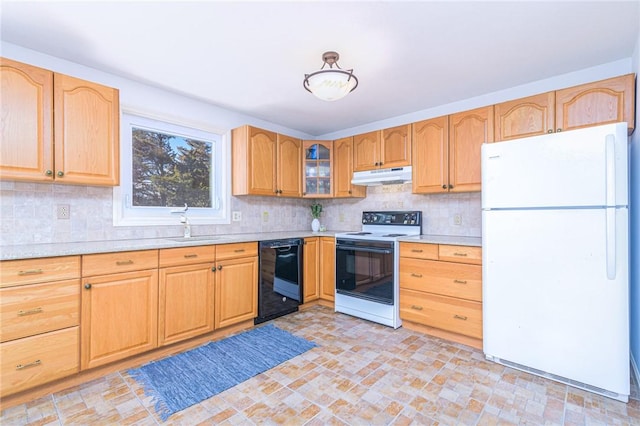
[336,245,393,255]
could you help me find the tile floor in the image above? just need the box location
[2,305,639,425]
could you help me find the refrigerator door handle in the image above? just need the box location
[606,207,616,280]
[605,134,616,206]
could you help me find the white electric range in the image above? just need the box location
[334,211,422,328]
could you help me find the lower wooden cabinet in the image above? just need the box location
[214,254,258,329]
[81,250,159,370]
[303,237,320,302]
[0,255,81,397]
[399,242,482,347]
[1,327,79,396]
[319,237,335,301]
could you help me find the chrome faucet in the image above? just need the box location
[180,214,191,238]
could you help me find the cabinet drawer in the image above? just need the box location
[82,250,158,276]
[399,258,481,302]
[438,245,482,265]
[0,256,80,288]
[1,327,79,397]
[400,289,482,339]
[159,245,215,268]
[215,242,258,260]
[1,279,80,342]
[399,242,439,260]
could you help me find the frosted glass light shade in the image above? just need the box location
[304,70,358,101]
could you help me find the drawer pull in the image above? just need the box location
[410,305,423,311]
[18,269,44,276]
[453,252,468,257]
[184,254,198,258]
[411,249,423,253]
[234,249,245,253]
[16,359,42,370]
[116,260,134,266]
[453,279,467,284]
[411,273,423,278]
[17,307,43,316]
[453,314,468,321]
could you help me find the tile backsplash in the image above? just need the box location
[0,181,481,246]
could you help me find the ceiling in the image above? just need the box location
[1,1,638,137]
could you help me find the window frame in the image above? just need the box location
[113,109,231,227]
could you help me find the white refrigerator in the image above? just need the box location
[481,122,630,402]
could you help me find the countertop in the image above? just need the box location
[1,232,481,261]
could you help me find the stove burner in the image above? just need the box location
[382,233,407,237]
[347,232,372,236]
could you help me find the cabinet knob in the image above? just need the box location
[348,190,352,194]
[45,170,53,176]
[84,283,92,290]
[211,266,216,272]
[547,129,553,134]
[556,128,562,133]
[217,265,222,270]
[57,171,64,177]
[442,184,447,189]
[448,184,454,189]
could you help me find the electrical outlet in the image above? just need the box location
[339,212,345,222]
[453,214,462,226]
[232,211,242,221]
[262,211,269,222]
[57,204,70,219]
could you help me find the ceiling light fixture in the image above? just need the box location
[303,51,358,101]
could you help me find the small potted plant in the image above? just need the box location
[310,202,322,232]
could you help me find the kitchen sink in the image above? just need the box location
[163,236,228,243]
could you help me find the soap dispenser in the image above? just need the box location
[180,215,191,238]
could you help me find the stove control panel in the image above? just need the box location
[361,211,422,225]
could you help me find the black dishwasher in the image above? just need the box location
[256,238,303,324]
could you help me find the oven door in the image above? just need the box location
[335,238,395,305]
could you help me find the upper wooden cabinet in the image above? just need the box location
[302,140,332,198]
[495,74,635,141]
[353,124,412,171]
[448,106,494,193]
[556,74,635,135]
[494,92,555,141]
[0,57,120,185]
[232,125,302,197]
[333,137,365,198]
[414,107,492,194]
[412,115,449,194]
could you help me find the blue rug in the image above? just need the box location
[128,324,317,420]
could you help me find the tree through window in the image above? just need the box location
[132,127,212,208]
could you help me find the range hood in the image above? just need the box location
[351,166,412,186]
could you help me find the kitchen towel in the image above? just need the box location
[128,324,317,420]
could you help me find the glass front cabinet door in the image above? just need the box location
[303,141,333,197]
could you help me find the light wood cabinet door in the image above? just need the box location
[412,116,449,194]
[556,73,635,134]
[215,256,258,329]
[277,134,302,197]
[53,73,119,186]
[494,92,555,141]
[81,269,158,370]
[319,237,335,301]
[232,125,277,196]
[449,106,494,193]
[333,137,365,198]
[159,263,215,346]
[303,237,319,302]
[0,58,54,182]
[353,130,381,171]
[381,124,411,168]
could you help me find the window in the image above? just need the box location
[114,112,230,226]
